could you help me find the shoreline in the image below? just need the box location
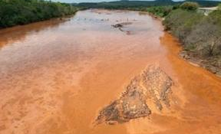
[180,51,221,78]
[148,12,221,78]
[0,14,76,30]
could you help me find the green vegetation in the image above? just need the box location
[76,0,221,10]
[0,0,77,28]
[163,2,221,69]
[163,9,204,42]
[146,2,199,17]
[147,6,174,17]
[77,0,174,10]
[218,3,221,10]
[180,2,199,11]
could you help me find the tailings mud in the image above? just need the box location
[0,9,221,134]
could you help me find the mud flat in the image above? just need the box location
[0,9,221,134]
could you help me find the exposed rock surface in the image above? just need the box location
[96,65,173,125]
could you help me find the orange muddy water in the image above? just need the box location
[0,9,221,134]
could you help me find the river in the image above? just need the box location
[0,9,221,134]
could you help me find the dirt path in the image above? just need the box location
[0,9,221,134]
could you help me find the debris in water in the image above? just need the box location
[112,22,132,28]
[112,22,133,35]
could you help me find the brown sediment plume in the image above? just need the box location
[96,65,173,125]
[1,9,221,134]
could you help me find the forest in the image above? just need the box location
[0,0,77,28]
[76,0,220,10]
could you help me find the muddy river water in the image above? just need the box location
[0,9,221,134]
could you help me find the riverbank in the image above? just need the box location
[180,50,221,77]
[162,5,221,77]
[80,3,221,78]
[0,0,78,29]
[143,3,221,78]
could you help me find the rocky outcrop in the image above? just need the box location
[96,65,173,125]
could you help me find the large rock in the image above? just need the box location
[96,65,173,125]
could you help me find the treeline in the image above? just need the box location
[77,1,174,10]
[76,0,221,10]
[146,6,175,17]
[0,0,78,28]
[162,2,221,72]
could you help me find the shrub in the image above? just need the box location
[180,2,199,11]
[147,6,173,17]
[207,10,221,26]
[218,4,221,10]
[185,10,221,57]
[164,4,221,60]
[185,21,221,56]
[163,9,203,42]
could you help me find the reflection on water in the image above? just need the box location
[0,9,221,134]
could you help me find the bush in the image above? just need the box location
[180,2,199,11]
[147,6,173,17]
[207,10,221,26]
[185,21,221,56]
[164,5,221,65]
[218,4,221,10]
[185,10,221,57]
[163,9,203,42]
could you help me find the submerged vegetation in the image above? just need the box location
[0,0,77,28]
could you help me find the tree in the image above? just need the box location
[180,2,199,11]
[186,22,221,56]
[218,4,221,10]
[0,0,77,28]
[163,9,203,42]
